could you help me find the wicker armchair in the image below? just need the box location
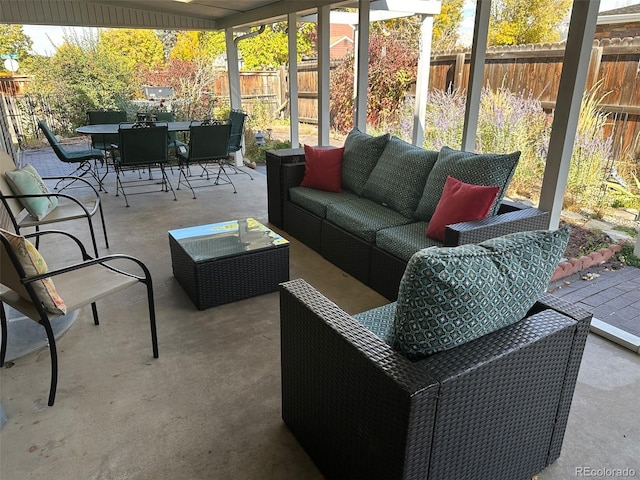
[280,279,591,480]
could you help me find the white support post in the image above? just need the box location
[412,14,434,147]
[225,28,243,166]
[317,5,331,146]
[354,0,369,132]
[288,12,300,148]
[539,0,600,229]
[461,0,490,152]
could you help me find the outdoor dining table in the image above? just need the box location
[76,121,199,135]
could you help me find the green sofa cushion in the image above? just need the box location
[353,302,397,344]
[341,128,390,195]
[289,187,359,218]
[375,222,442,262]
[325,197,411,243]
[413,146,520,221]
[361,136,438,218]
[391,228,570,359]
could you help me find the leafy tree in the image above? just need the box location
[98,28,164,71]
[433,0,464,51]
[27,30,140,128]
[170,31,201,61]
[237,23,314,70]
[488,0,572,46]
[0,24,33,72]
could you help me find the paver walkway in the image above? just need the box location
[549,265,640,340]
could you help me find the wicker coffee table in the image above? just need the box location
[168,218,290,309]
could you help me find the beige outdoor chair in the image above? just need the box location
[0,149,108,257]
[0,228,159,406]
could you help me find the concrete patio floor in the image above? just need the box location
[1,149,639,479]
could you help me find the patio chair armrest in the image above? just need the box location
[26,253,152,285]
[41,174,101,197]
[6,189,99,217]
[443,207,550,246]
[23,229,92,260]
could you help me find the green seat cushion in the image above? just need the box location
[391,228,570,359]
[413,146,520,221]
[361,136,438,218]
[354,302,397,344]
[376,222,442,262]
[325,197,411,243]
[289,187,359,218]
[341,128,390,195]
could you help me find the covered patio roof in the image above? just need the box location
[0,0,618,234]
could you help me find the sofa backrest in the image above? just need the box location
[413,146,520,221]
[340,128,389,195]
[360,136,438,218]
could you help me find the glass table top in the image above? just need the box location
[168,218,289,262]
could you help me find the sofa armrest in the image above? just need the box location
[280,278,439,479]
[281,162,306,195]
[443,207,550,246]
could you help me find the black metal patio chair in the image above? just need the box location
[37,120,106,192]
[176,120,237,198]
[111,122,176,207]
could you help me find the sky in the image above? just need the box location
[19,0,640,56]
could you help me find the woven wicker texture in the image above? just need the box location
[280,278,593,480]
[170,236,289,309]
[321,221,372,283]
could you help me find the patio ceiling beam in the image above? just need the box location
[215,0,347,30]
[0,0,218,30]
[539,0,601,229]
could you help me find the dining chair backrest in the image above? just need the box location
[187,122,231,163]
[155,112,179,144]
[117,123,169,167]
[37,120,72,163]
[87,110,127,150]
[228,110,248,154]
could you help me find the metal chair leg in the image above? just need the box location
[41,319,58,406]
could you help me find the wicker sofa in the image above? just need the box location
[280,275,592,480]
[266,131,550,300]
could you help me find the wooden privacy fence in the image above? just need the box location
[428,37,640,161]
[291,38,640,162]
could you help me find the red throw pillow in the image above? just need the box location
[299,145,345,193]
[425,176,500,242]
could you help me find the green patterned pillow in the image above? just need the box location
[391,228,570,359]
[361,136,438,218]
[413,146,520,221]
[341,128,390,195]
